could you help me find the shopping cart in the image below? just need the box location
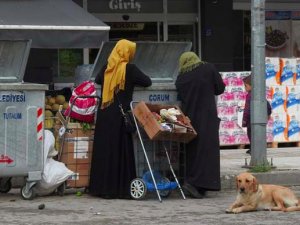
[56,95,100,195]
[130,101,193,202]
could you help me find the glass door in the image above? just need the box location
[167,24,197,52]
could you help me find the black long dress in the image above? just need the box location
[175,63,225,191]
[89,63,152,199]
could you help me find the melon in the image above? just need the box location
[56,95,66,104]
[45,110,53,118]
[48,97,56,105]
[51,103,60,111]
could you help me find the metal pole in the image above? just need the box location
[163,0,168,42]
[250,0,268,166]
[197,0,202,58]
[83,0,89,64]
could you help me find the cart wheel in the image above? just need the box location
[158,177,171,198]
[20,185,36,200]
[130,178,147,200]
[84,187,89,193]
[57,182,65,196]
[0,178,12,193]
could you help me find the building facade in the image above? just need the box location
[24,0,300,83]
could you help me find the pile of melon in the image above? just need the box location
[44,95,69,129]
[45,95,68,112]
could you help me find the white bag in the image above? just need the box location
[35,158,74,196]
[35,130,74,196]
[44,130,58,162]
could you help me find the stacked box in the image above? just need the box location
[280,58,297,85]
[295,58,300,85]
[270,86,286,114]
[286,86,300,114]
[267,58,300,142]
[59,123,94,188]
[218,72,250,145]
[272,113,288,142]
[219,130,232,145]
[287,113,300,141]
[265,57,281,86]
[218,58,300,145]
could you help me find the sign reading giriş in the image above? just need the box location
[0,155,13,164]
[109,0,141,12]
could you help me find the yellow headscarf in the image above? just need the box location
[101,39,136,109]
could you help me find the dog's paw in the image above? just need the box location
[225,208,233,213]
[232,208,242,214]
[282,208,288,213]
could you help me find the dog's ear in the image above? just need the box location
[252,177,259,192]
[236,176,239,190]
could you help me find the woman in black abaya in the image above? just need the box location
[89,39,152,199]
[175,52,225,198]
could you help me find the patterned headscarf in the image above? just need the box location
[178,51,205,74]
[101,39,136,109]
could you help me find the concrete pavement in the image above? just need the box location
[0,147,299,225]
[1,187,300,225]
[9,147,300,192]
[220,147,300,190]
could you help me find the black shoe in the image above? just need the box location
[246,150,251,155]
[182,183,203,199]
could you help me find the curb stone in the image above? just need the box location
[221,169,300,190]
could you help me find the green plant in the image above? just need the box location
[249,164,272,173]
[69,118,92,132]
[81,122,91,132]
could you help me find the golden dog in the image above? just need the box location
[226,172,300,213]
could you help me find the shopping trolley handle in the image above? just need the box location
[130,101,140,111]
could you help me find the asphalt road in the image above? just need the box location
[1,187,300,225]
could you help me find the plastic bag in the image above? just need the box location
[34,158,74,196]
[34,130,74,196]
[64,81,98,123]
[44,130,58,161]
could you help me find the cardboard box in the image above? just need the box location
[270,86,287,114]
[272,113,288,142]
[265,57,281,86]
[287,113,300,141]
[280,58,297,85]
[133,101,197,143]
[295,58,300,85]
[66,164,90,188]
[286,86,300,114]
[60,129,94,163]
[57,123,94,188]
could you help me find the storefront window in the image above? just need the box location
[168,24,196,51]
[243,10,300,60]
[89,22,161,64]
[57,49,83,82]
[243,11,251,70]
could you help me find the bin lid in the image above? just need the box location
[0,0,109,48]
[0,39,31,83]
[90,41,192,83]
